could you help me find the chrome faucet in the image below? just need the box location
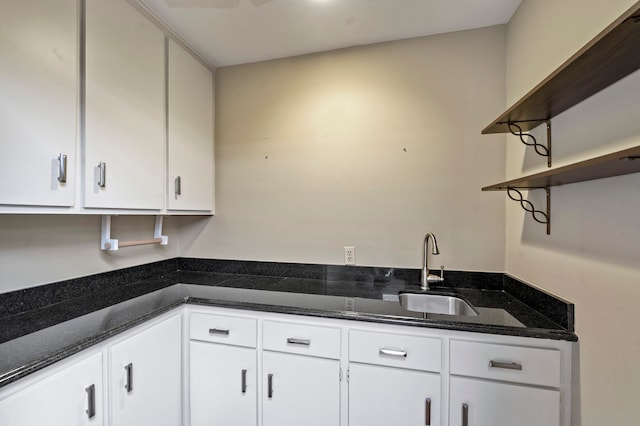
[421,233,444,290]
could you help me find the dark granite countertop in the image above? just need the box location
[0,258,577,388]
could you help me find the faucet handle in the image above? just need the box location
[440,265,444,280]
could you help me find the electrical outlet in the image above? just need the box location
[344,246,356,265]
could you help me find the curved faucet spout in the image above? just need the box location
[421,233,444,291]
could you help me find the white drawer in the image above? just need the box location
[262,320,341,360]
[349,330,441,372]
[190,313,257,348]
[450,340,561,387]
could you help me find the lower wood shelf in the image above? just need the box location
[483,145,640,235]
[482,145,640,191]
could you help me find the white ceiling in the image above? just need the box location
[140,0,522,67]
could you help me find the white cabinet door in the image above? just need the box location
[109,314,182,426]
[84,0,164,210]
[167,40,214,212]
[262,351,340,426]
[449,376,560,426]
[0,0,77,207]
[349,363,441,426]
[0,352,103,426]
[190,341,257,426]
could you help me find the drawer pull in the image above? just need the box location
[57,153,67,183]
[241,369,247,393]
[97,162,106,188]
[379,348,407,358]
[209,328,230,335]
[489,360,523,371]
[85,384,96,418]
[287,337,310,346]
[124,363,133,393]
[462,403,468,426]
[267,373,274,398]
[425,398,431,425]
[175,176,182,196]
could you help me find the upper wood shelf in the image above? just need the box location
[482,1,640,135]
[482,145,640,191]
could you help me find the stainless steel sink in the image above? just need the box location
[399,292,478,316]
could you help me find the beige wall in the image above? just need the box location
[505,1,640,424]
[184,26,507,272]
[0,215,181,293]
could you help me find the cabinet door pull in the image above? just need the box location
[286,337,310,346]
[379,348,407,358]
[425,397,431,425]
[267,373,274,398]
[241,369,247,394]
[209,328,230,335]
[175,176,181,196]
[462,403,468,426]
[57,153,67,183]
[124,363,133,393]
[97,162,106,188]
[85,384,96,418]
[489,360,523,371]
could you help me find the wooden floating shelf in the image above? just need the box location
[483,2,640,135]
[483,145,640,191]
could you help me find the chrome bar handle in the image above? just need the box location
[267,373,274,398]
[57,154,67,183]
[209,328,230,335]
[489,360,523,371]
[462,403,468,426]
[175,176,181,196]
[85,384,96,418]
[379,348,407,358]
[97,162,106,188]
[287,337,310,346]
[241,369,247,394]
[124,363,133,393]
[425,398,431,425]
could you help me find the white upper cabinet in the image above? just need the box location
[167,40,214,212]
[0,0,77,207]
[84,0,165,210]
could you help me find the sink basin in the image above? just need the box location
[399,292,478,316]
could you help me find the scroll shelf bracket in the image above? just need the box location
[505,120,552,168]
[506,188,551,235]
[101,215,169,251]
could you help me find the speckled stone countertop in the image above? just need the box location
[0,258,576,388]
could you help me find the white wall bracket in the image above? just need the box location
[101,215,169,251]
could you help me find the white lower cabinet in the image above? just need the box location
[348,329,442,426]
[349,363,440,426]
[190,341,257,426]
[189,313,258,426]
[262,351,340,426]
[0,352,103,426]
[261,320,342,426]
[108,314,182,426]
[449,339,564,426]
[449,376,560,426]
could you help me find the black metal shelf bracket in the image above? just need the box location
[506,120,552,168]
[507,187,551,235]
